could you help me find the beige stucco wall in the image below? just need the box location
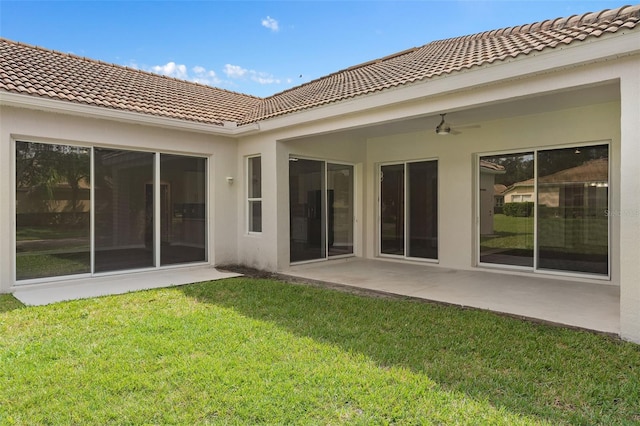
[0,106,239,291]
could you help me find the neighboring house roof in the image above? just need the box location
[1,5,639,127]
[501,179,535,197]
[502,158,609,196]
[479,160,506,173]
[494,184,508,195]
[539,158,609,184]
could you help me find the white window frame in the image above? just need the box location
[247,155,262,234]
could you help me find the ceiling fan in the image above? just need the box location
[435,113,480,135]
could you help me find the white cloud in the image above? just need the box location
[224,64,248,78]
[250,71,280,85]
[146,62,220,86]
[224,64,282,85]
[151,62,188,80]
[141,60,288,91]
[261,16,279,32]
[191,65,221,86]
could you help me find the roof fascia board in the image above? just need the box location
[256,31,640,133]
[0,92,261,136]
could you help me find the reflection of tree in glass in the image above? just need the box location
[537,145,608,178]
[482,153,534,187]
[16,142,90,224]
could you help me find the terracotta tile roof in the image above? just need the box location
[494,184,508,195]
[0,39,261,125]
[480,160,506,172]
[1,5,638,127]
[244,5,639,124]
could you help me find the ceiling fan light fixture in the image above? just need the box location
[436,113,451,135]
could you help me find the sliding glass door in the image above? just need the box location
[15,142,91,280]
[380,160,438,260]
[160,154,207,266]
[478,143,609,277]
[289,158,354,263]
[94,149,155,272]
[15,141,208,282]
[537,145,609,275]
[380,164,404,255]
[479,152,534,267]
[328,163,354,257]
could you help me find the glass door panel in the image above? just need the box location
[479,153,534,267]
[380,164,405,255]
[94,149,155,272]
[537,145,608,275]
[290,158,326,262]
[15,141,91,280]
[160,154,207,266]
[327,163,354,257]
[407,161,438,259]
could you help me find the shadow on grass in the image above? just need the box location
[181,277,640,425]
[0,294,25,313]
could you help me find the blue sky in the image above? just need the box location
[0,1,628,97]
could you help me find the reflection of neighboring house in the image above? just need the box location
[16,180,90,217]
[479,160,505,235]
[538,158,608,214]
[493,184,507,208]
[501,179,535,204]
[501,158,608,210]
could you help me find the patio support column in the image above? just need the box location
[619,64,640,344]
[275,141,291,271]
[0,115,11,292]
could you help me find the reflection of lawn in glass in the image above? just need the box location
[16,226,90,280]
[481,214,533,250]
[16,226,88,241]
[16,252,90,280]
[481,214,608,256]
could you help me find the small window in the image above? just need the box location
[247,156,262,233]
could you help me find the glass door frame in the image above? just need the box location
[288,155,356,265]
[13,138,210,285]
[476,148,537,272]
[377,158,439,263]
[476,142,611,280]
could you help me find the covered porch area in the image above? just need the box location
[283,258,620,335]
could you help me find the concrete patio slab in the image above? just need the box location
[13,266,241,306]
[284,258,620,335]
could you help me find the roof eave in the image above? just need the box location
[251,29,640,134]
[0,92,261,136]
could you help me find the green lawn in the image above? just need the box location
[1,278,639,425]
